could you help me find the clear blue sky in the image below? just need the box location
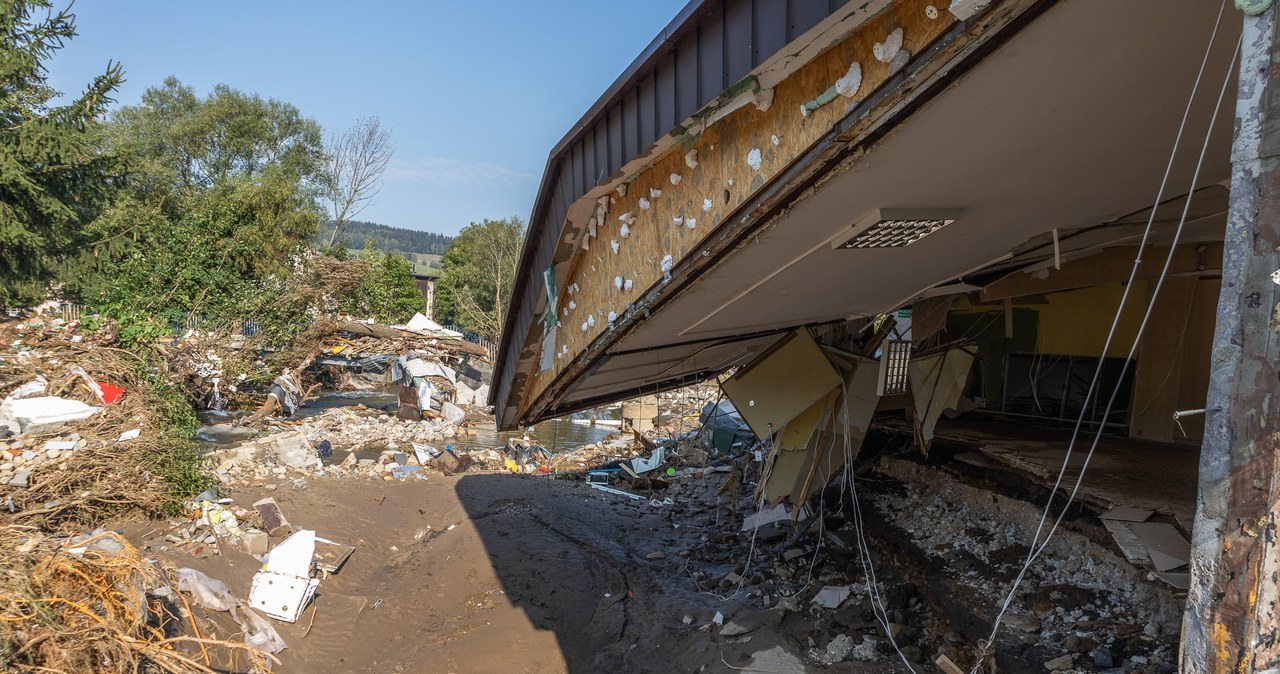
[48,1,688,236]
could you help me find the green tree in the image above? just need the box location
[0,1,123,306]
[437,216,524,341]
[71,78,325,327]
[351,240,422,324]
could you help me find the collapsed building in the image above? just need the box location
[491,1,1280,671]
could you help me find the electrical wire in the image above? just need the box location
[970,2,1235,668]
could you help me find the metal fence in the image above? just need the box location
[443,324,496,353]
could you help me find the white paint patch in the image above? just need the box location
[703,198,713,212]
[581,322,589,332]
[620,223,630,238]
[727,178,734,187]
[610,239,619,254]
[624,279,634,292]
[686,218,696,229]
[661,254,674,279]
[673,215,684,227]
[747,148,762,171]
[614,276,623,290]
[568,301,576,310]
[771,134,780,146]
[669,173,682,186]
[570,283,578,294]
[587,314,595,328]
[607,311,617,323]
[649,188,662,199]
[684,149,698,169]
[562,308,569,317]
[834,62,862,98]
[639,197,650,210]
[873,27,903,63]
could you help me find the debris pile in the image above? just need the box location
[0,526,273,673]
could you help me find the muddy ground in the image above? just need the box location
[122,441,1178,673]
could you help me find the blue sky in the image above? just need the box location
[48,1,688,236]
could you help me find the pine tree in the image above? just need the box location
[0,1,123,306]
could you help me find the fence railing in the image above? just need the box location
[442,324,496,353]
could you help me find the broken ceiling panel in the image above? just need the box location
[722,330,841,440]
[908,347,976,453]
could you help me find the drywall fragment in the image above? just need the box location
[747,148,762,171]
[684,149,698,169]
[615,184,627,197]
[649,187,662,199]
[587,314,596,328]
[581,322,589,332]
[624,279,634,291]
[562,308,569,317]
[610,239,619,254]
[614,276,623,290]
[873,27,903,63]
[620,223,630,238]
[607,311,617,323]
[618,211,635,225]
[639,197,650,210]
[686,218,696,229]
[661,254,674,281]
[673,215,684,227]
[834,62,862,98]
[570,283,579,294]
[669,173,682,186]
[703,198,713,212]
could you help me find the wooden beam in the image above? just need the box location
[1182,7,1280,672]
[979,243,1222,302]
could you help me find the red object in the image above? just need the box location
[536,465,550,475]
[97,382,124,405]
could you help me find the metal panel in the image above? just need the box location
[754,0,788,66]
[607,104,623,176]
[593,124,608,186]
[570,142,584,196]
[675,31,701,122]
[698,9,726,101]
[655,57,677,134]
[724,0,753,83]
[637,73,656,149]
[622,89,639,159]
[582,132,596,192]
[789,1,829,41]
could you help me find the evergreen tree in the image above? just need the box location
[0,1,123,306]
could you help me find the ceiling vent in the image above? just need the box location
[832,209,961,250]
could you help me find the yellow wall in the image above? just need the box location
[951,282,1147,358]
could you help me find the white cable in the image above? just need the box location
[972,6,1236,669]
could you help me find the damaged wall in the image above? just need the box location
[519,0,957,422]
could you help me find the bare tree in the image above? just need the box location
[323,116,393,247]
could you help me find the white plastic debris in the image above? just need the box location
[118,428,141,442]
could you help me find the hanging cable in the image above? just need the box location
[971,4,1237,669]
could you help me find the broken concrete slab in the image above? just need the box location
[812,585,851,609]
[1126,521,1190,571]
[8,469,31,488]
[743,645,809,673]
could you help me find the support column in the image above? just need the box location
[1183,3,1280,672]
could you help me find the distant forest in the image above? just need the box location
[323,220,453,255]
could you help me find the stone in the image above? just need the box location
[645,551,666,560]
[1004,614,1042,633]
[242,529,269,555]
[824,634,855,663]
[812,585,852,609]
[1065,635,1098,652]
[1044,654,1075,670]
[1090,649,1114,668]
[8,469,31,488]
[721,621,754,637]
[782,548,806,561]
[743,646,805,673]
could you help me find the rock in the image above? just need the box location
[1065,635,1098,653]
[721,621,754,637]
[1004,614,1042,633]
[743,646,806,673]
[782,548,806,561]
[812,585,852,609]
[242,529,269,555]
[645,551,666,560]
[824,633,855,663]
[682,614,694,625]
[8,469,31,488]
[1044,654,1075,670]
[1090,649,1114,668]
[45,448,60,460]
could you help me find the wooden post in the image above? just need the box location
[1183,4,1280,672]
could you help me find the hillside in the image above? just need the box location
[323,220,452,256]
